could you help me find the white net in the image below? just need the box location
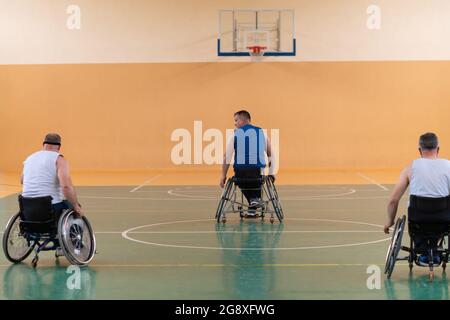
[247,46,266,56]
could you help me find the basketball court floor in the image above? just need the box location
[1,170,446,300]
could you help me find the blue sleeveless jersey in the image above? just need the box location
[233,124,266,169]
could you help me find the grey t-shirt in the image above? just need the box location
[410,158,450,197]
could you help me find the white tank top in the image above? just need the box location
[22,150,63,204]
[410,158,450,197]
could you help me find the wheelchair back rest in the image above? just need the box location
[408,221,450,238]
[408,195,450,224]
[18,195,54,222]
[231,176,264,185]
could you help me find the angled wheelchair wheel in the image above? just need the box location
[216,179,233,223]
[2,213,35,263]
[266,177,284,222]
[384,215,406,278]
[58,210,96,266]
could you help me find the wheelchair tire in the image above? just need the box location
[215,197,226,223]
[2,213,35,264]
[266,178,284,222]
[268,177,284,220]
[216,179,233,223]
[58,210,96,266]
[384,215,406,279]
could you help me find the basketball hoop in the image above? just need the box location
[247,46,267,56]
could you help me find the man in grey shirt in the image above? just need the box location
[384,132,450,265]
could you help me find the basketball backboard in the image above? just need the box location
[218,9,296,56]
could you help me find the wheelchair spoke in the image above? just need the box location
[3,213,35,263]
[58,212,95,264]
[215,176,283,223]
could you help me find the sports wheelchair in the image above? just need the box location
[215,175,284,224]
[385,195,450,281]
[2,195,96,268]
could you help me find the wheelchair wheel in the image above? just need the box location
[58,210,96,266]
[2,213,35,264]
[268,176,284,220]
[384,215,406,278]
[266,178,284,222]
[216,179,233,223]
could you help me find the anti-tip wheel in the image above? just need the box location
[31,256,38,268]
[221,217,227,224]
[270,217,275,224]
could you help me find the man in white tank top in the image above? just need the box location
[21,133,84,217]
[384,133,450,233]
[384,133,450,264]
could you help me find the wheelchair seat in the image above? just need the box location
[408,195,450,253]
[385,195,450,281]
[408,195,450,223]
[231,176,265,184]
[215,175,283,224]
[18,195,58,235]
[2,195,96,268]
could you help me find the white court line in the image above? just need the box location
[129,174,162,193]
[133,230,383,234]
[0,263,409,268]
[122,218,391,250]
[356,173,389,191]
[105,230,383,234]
[167,189,217,199]
[0,230,383,235]
[79,194,389,201]
[167,187,357,200]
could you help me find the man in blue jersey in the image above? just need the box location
[220,110,275,217]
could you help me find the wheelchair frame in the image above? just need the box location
[3,205,96,268]
[215,175,284,224]
[385,215,450,282]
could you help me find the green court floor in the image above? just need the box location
[0,184,448,300]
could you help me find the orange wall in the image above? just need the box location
[1,61,450,171]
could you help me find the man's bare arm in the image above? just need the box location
[220,136,235,188]
[265,134,276,179]
[57,156,84,216]
[221,162,230,188]
[384,165,411,233]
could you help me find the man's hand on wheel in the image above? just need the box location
[220,176,227,188]
[384,219,394,234]
[74,204,84,217]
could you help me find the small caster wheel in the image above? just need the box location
[222,217,227,224]
[443,263,446,271]
[55,248,61,258]
[32,256,38,268]
[409,263,413,272]
[429,271,434,282]
[270,217,275,224]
